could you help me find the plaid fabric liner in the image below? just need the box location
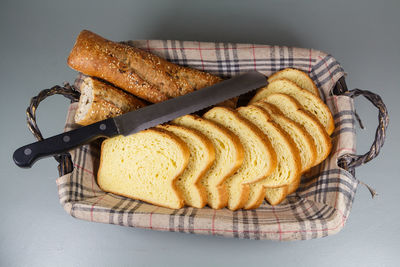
[56,40,358,240]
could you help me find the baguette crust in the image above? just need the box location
[75,77,147,125]
[68,30,223,103]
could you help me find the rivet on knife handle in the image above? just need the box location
[13,119,118,168]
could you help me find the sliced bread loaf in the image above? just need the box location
[203,107,277,211]
[172,115,244,209]
[157,125,215,208]
[268,68,319,96]
[237,105,301,209]
[250,79,335,135]
[97,128,190,209]
[260,93,332,166]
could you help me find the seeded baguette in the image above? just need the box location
[68,30,235,105]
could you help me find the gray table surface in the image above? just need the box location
[1,0,399,266]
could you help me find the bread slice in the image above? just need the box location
[268,68,319,96]
[157,124,215,208]
[172,115,244,209]
[75,77,147,125]
[97,128,190,209]
[265,186,289,206]
[252,101,317,172]
[250,79,335,135]
[260,93,332,166]
[203,107,277,211]
[237,105,301,208]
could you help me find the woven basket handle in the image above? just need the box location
[337,89,389,175]
[26,83,80,176]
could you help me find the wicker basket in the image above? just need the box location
[23,41,388,240]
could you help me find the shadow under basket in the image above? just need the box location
[25,41,388,240]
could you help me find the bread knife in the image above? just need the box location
[13,71,267,168]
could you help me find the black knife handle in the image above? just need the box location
[13,118,118,168]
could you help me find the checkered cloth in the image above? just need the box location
[56,40,358,240]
